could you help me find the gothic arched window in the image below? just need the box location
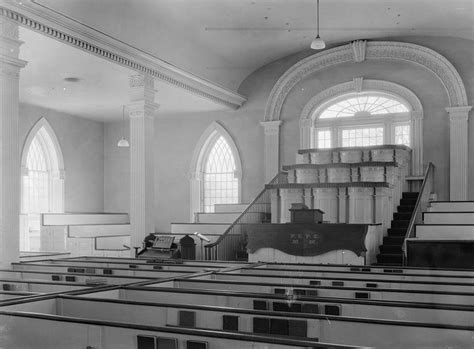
[21,119,64,251]
[203,136,238,213]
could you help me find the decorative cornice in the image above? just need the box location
[352,40,367,62]
[265,41,468,121]
[300,79,423,122]
[0,4,247,109]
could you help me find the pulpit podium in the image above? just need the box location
[289,203,324,224]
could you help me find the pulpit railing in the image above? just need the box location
[402,162,435,264]
[204,171,288,261]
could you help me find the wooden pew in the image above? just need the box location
[166,278,474,306]
[0,269,155,286]
[0,310,360,349]
[11,262,197,279]
[209,271,474,293]
[2,296,471,348]
[115,286,474,327]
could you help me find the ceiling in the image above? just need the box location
[14,0,474,121]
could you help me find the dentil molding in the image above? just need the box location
[265,40,468,121]
[0,3,246,110]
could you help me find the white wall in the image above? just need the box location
[103,121,129,214]
[102,36,474,233]
[20,103,105,212]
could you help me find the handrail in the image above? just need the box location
[402,162,435,264]
[204,171,288,260]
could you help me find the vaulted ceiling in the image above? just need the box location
[6,0,474,121]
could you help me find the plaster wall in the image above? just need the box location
[103,36,473,233]
[103,121,129,214]
[19,103,105,212]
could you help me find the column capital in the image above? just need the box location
[129,73,156,103]
[299,118,312,128]
[260,120,282,135]
[446,106,472,122]
[127,101,160,119]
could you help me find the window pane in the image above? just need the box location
[319,95,409,118]
[317,130,331,149]
[203,136,238,212]
[342,127,384,147]
[394,124,411,147]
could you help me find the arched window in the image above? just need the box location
[312,92,412,149]
[190,122,242,219]
[21,119,64,251]
[203,136,238,212]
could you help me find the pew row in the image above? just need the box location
[1,295,469,348]
[157,278,474,306]
[87,287,474,327]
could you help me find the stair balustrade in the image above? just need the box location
[204,172,288,261]
[402,163,435,265]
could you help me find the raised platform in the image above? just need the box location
[246,223,381,265]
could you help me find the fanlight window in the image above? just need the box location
[312,92,412,148]
[203,136,238,213]
[320,95,409,119]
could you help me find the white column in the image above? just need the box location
[411,111,424,176]
[299,118,312,149]
[446,106,472,200]
[0,17,27,267]
[128,74,159,250]
[260,120,282,183]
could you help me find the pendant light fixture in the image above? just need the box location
[117,105,130,148]
[310,0,325,50]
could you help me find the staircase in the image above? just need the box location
[376,192,419,266]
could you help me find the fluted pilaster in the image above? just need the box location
[447,106,472,200]
[260,120,282,182]
[128,74,159,250]
[0,17,27,267]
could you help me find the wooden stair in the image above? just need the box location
[375,192,418,266]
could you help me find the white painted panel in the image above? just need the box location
[42,213,129,226]
[68,224,130,237]
[171,223,230,235]
[416,231,474,239]
[195,212,241,223]
[416,225,474,235]
[95,235,131,250]
[429,201,474,212]
[424,212,474,224]
[214,203,248,213]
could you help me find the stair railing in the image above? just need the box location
[402,162,435,265]
[204,171,288,261]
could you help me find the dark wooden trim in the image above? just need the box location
[283,161,399,170]
[10,263,196,274]
[250,264,474,275]
[173,278,474,296]
[298,144,411,154]
[122,286,474,312]
[0,269,156,280]
[60,295,474,331]
[0,278,92,287]
[0,311,357,348]
[266,182,391,189]
[212,271,474,287]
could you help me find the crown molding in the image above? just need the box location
[265,40,468,121]
[0,1,247,110]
